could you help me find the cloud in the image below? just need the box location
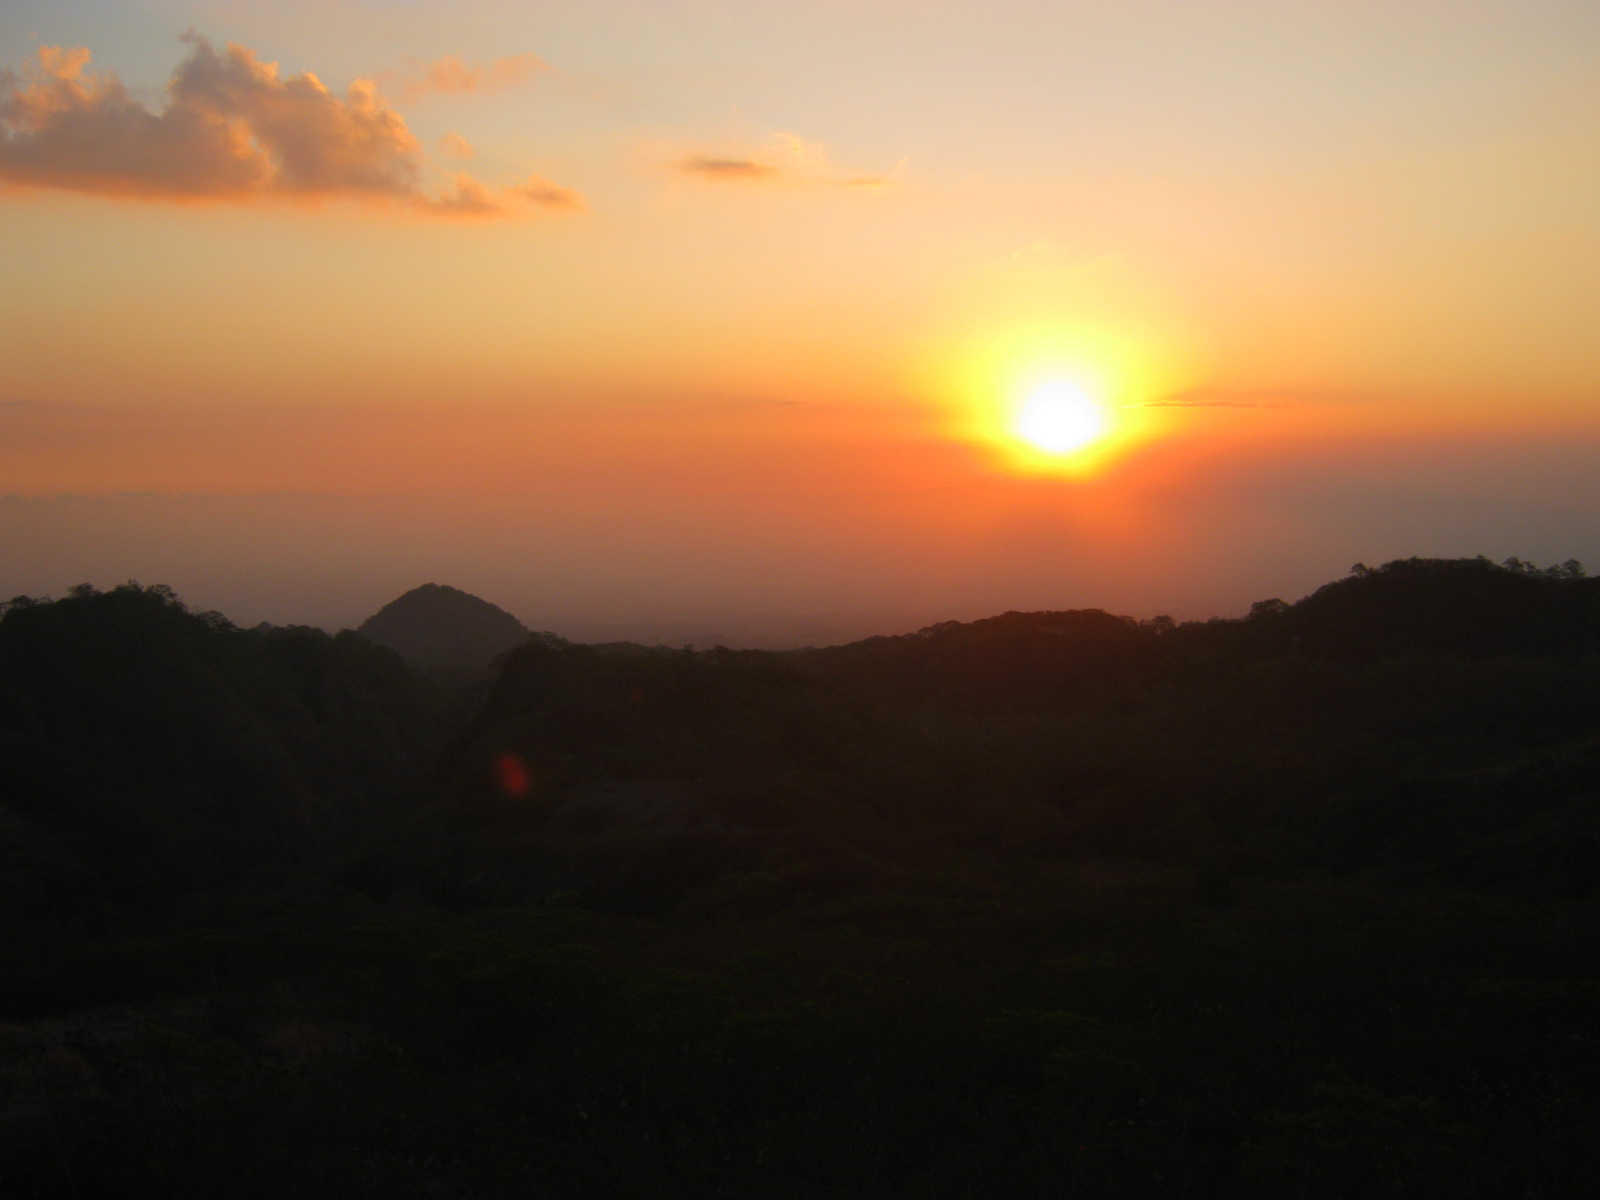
[1133,399,1293,409]
[386,53,549,103]
[0,36,581,217]
[674,133,897,189]
[1130,386,1314,410]
[511,176,586,211]
[438,132,475,160]
[678,155,780,180]
[422,173,503,216]
[423,173,585,217]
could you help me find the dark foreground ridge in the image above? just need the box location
[2,557,1598,1198]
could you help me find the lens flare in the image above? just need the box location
[494,751,532,797]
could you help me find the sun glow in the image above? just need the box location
[919,320,1193,478]
[1015,382,1107,454]
[994,367,1136,475]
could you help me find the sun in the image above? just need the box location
[1013,381,1107,455]
[924,323,1184,477]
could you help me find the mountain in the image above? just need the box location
[357,583,531,668]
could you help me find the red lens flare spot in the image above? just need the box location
[494,751,532,797]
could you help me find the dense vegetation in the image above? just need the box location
[3,558,1598,1197]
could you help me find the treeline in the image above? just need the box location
[2,559,1598,1197]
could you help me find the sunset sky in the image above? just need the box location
[4,0,1598,642]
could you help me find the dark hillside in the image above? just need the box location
[1281,556,1600,659]
[4,558,1599,1198]
[798,606,1165,714]
[0,583,440,928]
[801,557,1600,714]
[355,637,975,914]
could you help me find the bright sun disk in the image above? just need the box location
[1014,382,1107,454]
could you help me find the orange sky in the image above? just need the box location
[3,2,1598,639]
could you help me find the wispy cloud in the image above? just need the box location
[1133,399,1293,409]
[1130,386,1308,410]
[414,173,582,216]
[0,37,581,218]
[673,133,899,189]
[381,53,550,103]
[510,176,586,211]
[678,155,780,180]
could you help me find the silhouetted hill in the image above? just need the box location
[1277,555,1600,659]
[799,556,1599,714]
[357,582,531,669]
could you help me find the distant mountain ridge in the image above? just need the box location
[357,583,530,668]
